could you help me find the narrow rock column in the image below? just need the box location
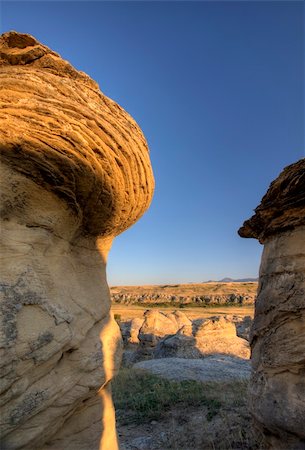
[239,159,305,449]
[0,31,154,450]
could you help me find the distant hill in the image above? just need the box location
[111,281,257,307]
[205,277,258,283]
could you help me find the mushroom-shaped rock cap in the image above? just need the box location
[238,158,305,243]
[0,31,154,237]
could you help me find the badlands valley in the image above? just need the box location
[110,282,258,449]
[111,281,257,308]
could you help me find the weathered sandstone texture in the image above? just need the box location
[121,317,144,345]
[193,316,250,359]
[154,315,250,359]
[138,310,181,346]
[0,31,154,449]
[239,159,305,449]
[120,311,250,362]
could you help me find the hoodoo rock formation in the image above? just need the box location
[120,311,250,363]
[239,159,305,449]
[0,31,154,449]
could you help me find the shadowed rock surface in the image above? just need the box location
[154,333,202,359]
[120,311,250,362]
[154,315,250,360]
[234,315,252,341]
[0,31,154,450]
[239,159,305,449]
[138,310,180,350]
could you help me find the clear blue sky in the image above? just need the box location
[1,1,304,285]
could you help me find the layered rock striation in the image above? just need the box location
[0,31,154,449]
[111,292,255,306]
[239,159,305,449]
[0,31,153,237]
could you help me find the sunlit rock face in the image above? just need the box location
[239,159,305,449]
[0,31,154,449]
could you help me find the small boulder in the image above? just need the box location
[194,316,250,359]
[129,318,144,344]
[138,310,179,347]
[154,333,201,359]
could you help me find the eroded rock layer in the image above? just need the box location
[0,31,154,238]
[0,31,154,449]
[238,159,305,243]
[239,159,305,449]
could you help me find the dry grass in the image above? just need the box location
[111,282,257,322]
[113,368,222,425]
[111,282,258,297]
[113,368,264,450]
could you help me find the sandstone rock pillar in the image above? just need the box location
[239,159,305,449]
[0,31,154,449]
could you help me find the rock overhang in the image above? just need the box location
[0,31,155,238]
[238,158,305,243]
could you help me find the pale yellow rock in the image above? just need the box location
[166,310,192,331]
[138,310,180,347]
[129,317,144,344]
[0,31,154,449]
[194,316,250,359]
[239,159,305,449]
[249,227,305,449]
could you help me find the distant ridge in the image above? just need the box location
[111,281,257,306]
[205,277,258,283]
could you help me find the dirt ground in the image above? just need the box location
[114,370,263,450]
[117,404,261,450]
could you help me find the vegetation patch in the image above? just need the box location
[113,368,264,449]
[114,368,228,425]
